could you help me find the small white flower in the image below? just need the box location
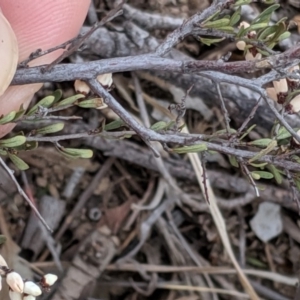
[289,94,300,113]
[238,21,250,29]
[97,73,113,88]
[273,79,288,94]
[23,281,42,296]
[266,87,277,102]
[74,79,90,95]
[23,295,36,300]
[43,274,58,286]
[236,40,246,51]
[8,290,22,300]
[6,271,24,293]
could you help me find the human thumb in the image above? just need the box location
[0,11,18,96]
[0,0,90,138]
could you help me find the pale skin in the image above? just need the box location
[0,0,91,137]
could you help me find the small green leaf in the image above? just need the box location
[8,153,29,170]
[252,4,280,24]
[276,127,295,140]
[150,121,168,131]
[76,98,107,110]
[202,18,230,29]
[229,7,241,26]
[0,111,17,125]
[249,162,268,168]
[214,128,237,135]
[248,138,273,147]
[0,136,26,148]
[251,171,274,179]
[53,89,63,103]
[56,146,93,159]
[234,0,252,7]
[35,123,65,135]
[217,26,235,33]
[251,172,261,180]
[0,149,7,155]
[199,37,225,46]
[278,31,291,42]
[13,106,26,121]
[248,140,277,163]
[228,155,239,167]
[173,143,207,154]
[202,10,221,24]
[56,94,85,107]
[267,164,283,184]
[27,95,55,115]
[258,25,278,40]
[246,257,268,268]
[239,124,256,141]
[104,119,125,131]
[248,23,270,32]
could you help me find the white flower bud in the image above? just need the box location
[97,73,113,88]
[236,40,246,51]
[23,281,42,296]
[266,87,277,102]
[239,21,250,29]
[74,79,90,95]
[23,295,36,300]
[43,274,58,286]
[289,94,300,113]
[273,79,288,94]
[6,272,24,293]
[8,290,22,300]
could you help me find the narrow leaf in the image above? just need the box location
[57,146,93,159]
[248,140,277,163]
[77,98,107,110]
[248,138,273,147]
[150,121,168,131]
[104,119,125,131]
[56,94,85,107]
[0,136,26,148]
[27,95,55,115]
[8,153,29,170]
[36,123,65,135]
[53,89,63,103]
[0,111,16,125]
[228,155,239,167]
[173,143,207,154]
[267,164,283,184]
[251,170,274,179]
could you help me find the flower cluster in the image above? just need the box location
[236,21,300,114]
[236,21,262,61]
[0,254,57,300]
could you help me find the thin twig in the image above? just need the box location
[238,158,260,197]
[0,157,52,232]
[216,83,231,136]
